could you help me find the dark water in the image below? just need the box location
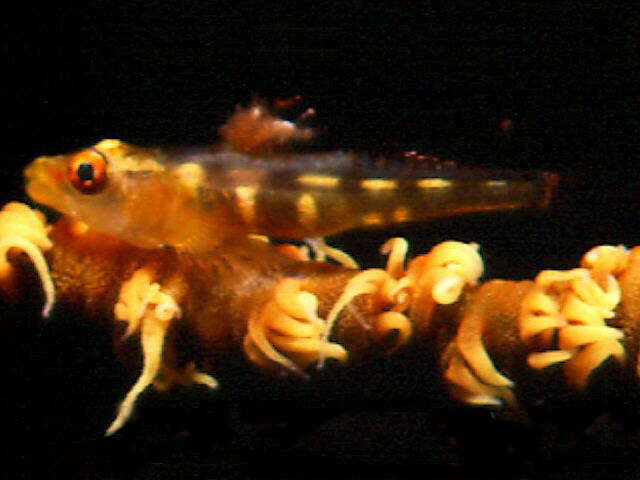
[4,3,638,479]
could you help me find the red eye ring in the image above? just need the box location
[68,148,108,194]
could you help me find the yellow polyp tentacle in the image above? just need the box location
[243,336,283,373]
[318,342,349,364]
[154,291,182,321]
[519,289,563,342]
[443,279,528,405]
[190,370,219,389]
[558,325,624,350]
[0,203,52,243]
[136,284,161,322]
[518,244,628,389]
[269,333,332,354]
[444,350,503,407]
[113,271,180,334]
[581,245,629,284]
[114,269,156,336]
[374,277,404,308]
[384,276,412,313]
[274,278,305,315]
[521,317,566,345]
[380,237,408,279]
[385,276,411,299]
[0,202,55,317]
[321,244,359,269]
[246,304,306,376]
[535,268,587,291]
[287,342,348,369]
[265,239,418,369]
[561,294,610,326]
[295,291,326,328]
[370,267,402,285]
[456,314,514,388]
[406,242,484,329]
[0,235,55,317]
[106,309,172,435]
[415,267,457,302]
[261,301,321,337]
[421,241,483,285]
[321,281,378,337]
[563,340,626,389]
[430,269,465,304]
[244,278,350,375]
[311,268,396,368]
[527,350,574,370]
[407,288,436,326]
[371,311,412,353]
[275,278,321,323]
[107,268,182,435]
[305,237,359,269]
[154,362,219,391]
[323,270,386,335]
[570,274,620,311]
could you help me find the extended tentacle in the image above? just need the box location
[405,241,483,330]
[0,202,54,316]
[11,202,640,447]
[440,279,530,408]
[107,267,192,435]
[305,237,359,269]
[243,238,485,374]
[319,267,412,366]
[244,240,419,373]
[440,243,632,412]
[519,245,628,388]
[244,277,348,376]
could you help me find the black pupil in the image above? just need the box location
[77,162,94,182]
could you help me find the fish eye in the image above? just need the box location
[68,148,108,194]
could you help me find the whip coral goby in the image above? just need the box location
[2,101,574,440]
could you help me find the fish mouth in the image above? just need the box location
[24,155,69,212]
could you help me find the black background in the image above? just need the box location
[4,2,639,479]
